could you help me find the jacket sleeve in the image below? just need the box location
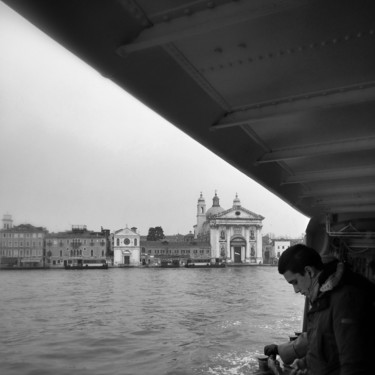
[331,286,370,375]
[278,332,308,365]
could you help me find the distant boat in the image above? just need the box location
[64,258,108,269]
[185,258,226,268]
[160,259,180,268]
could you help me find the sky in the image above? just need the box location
[0,2,309,237]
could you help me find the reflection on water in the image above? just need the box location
[0,267,304,375]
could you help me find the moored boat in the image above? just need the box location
[64,258,108,269]
[185,258,226,268]
[160,259,180,268]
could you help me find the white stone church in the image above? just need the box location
[194,192,264,264]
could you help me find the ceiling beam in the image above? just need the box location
[212,83,375,130]
[314,194,375,207]
[282,165,375,184]
[323,205,375,214]
[300,183,375,198]
[255,136,375,164]
[117,0,306,56]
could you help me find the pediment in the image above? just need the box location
[215,207,264,221]
[114,228,137,236]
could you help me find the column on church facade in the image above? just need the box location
[226,229,231,260]
[245,226,250,263]
[256,225,263,263]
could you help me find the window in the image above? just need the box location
[91,250,93,257]
[60,250,62,257]
[148,250,151,254]
[134,239,137,246]
[116,238,119,246]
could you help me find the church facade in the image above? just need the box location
[194,193,264,264]
[113,226,141,266]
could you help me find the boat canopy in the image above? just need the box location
[4,0,375,248]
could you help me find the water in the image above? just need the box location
[0,267,304,375]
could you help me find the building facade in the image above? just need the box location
[0,214,48,268]
[140,240,211,266]
[273,239,291,258]
[194,193,265,264]
[113,226,141,266]
[45,225,108,268]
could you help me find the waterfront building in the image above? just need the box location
[0,214,48,268]
[45,225,108,268]
[273,239,291,258]
[194,193,265,264]
[113,226,141,266]
[262,235,275,265]
[140,239,211,266]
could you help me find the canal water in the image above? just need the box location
[0,267,304,375]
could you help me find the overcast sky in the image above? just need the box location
[0,2,309,237]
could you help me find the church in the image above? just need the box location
[194,192,265,264]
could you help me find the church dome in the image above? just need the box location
[206,192,225,218]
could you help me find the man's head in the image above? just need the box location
[278,244,323,297]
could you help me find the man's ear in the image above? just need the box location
[304,266,313,277]
[304,266,316,277]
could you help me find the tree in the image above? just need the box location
[147,226,165,241]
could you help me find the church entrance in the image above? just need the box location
[233,246,242,263]
[230,236,246,263]
[124,256,130,265]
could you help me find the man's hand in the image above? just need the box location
[290,358,307,374]
[264,344,278,356]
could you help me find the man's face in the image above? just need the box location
[283,269,311,297]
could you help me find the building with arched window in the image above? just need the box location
[194,192,264,264]
[0,214,47,268]
[45,225,108,268]
[113,226,140,266]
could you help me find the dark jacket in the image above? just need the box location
[306,261,375,375]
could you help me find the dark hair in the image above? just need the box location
[278,244,323,275]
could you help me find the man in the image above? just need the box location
[265,244,375,375]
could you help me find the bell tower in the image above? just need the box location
[196,192,206,238]
[2,214,13,230]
